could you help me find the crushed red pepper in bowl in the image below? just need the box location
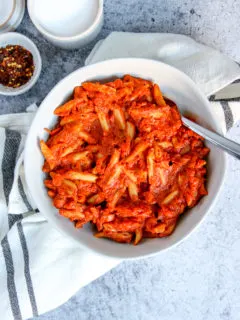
[0,45,34,88]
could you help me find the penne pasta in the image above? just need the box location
[125,142,148,163]
[126,121,135,139]
[113,107,126,130]
[54,98,86,116]
[108,186,127,208]
[161,190,179,205]
[153,83,166,107]
[41,76,209,245]
[40,140,56,170]
[128,181,138,201]
[96,110,110,132]
[108,149,121,169]
[63,170,97,182]
[147,148,155,182]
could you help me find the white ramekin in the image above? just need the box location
[27,0,104,49]
[0,0,25,33]
[0,32,42,96]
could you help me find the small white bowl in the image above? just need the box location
[0,32,42,96]
[27,0,104,49]
[0,0,25,34]
[24,58,227,259]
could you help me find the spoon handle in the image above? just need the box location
[182,116,240,160]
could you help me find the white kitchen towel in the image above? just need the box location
[86,32,240,97]
[1,32,240,320]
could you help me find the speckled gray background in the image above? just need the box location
[1,0,240,319]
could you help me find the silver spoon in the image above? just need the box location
[182,116,240,160]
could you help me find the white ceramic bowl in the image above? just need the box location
[0,0,25,34]
[27,0,104,49]
[0,32,42,96]
[24,58,226,259]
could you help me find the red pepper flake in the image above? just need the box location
[0,45,35,88]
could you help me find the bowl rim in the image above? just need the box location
[10,0,26,32]
[24,58,227,259]
[0,0,16,28]
[27,0,104,42]
[0,32,42,96]
[0,0,25,34]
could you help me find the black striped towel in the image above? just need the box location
[1,33,240,320]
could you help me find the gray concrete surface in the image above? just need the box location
[1,0,240,319]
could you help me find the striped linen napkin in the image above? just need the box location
[1,32,240,320]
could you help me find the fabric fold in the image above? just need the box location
[85,32,240,97]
